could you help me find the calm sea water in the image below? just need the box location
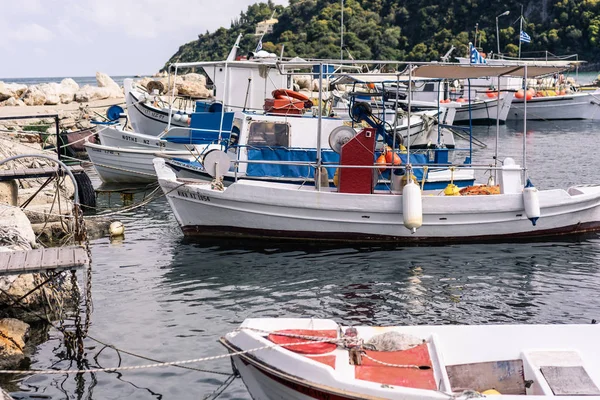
[5,120,600,399]
[0,76,139,87]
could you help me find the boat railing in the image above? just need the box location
[225,157,521,184]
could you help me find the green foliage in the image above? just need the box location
[163,0,600,69]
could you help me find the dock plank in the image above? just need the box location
[41,248,59,268]
[0,246,89,276]
[23,249,44,269]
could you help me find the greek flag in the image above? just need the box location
[470,44,487,64]
[520,30,531,43]
[255,39,263,52]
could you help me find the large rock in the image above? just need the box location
[96,72,123,97]
[0,208,36,247]
[177,81,211,98]
[0,82,11,102]
[38,83,61,105]
[22,86,47,106]
[2,97,25,107]
[0,318,30,369]
[182,73,207,86]
[0,181,18,206]
[75,85,111,102]
[0,82,27,102]
[59,78,79,104]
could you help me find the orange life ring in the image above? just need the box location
[272,89,310,102]
[267,329,337,354]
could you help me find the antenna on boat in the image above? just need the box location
[340,0,344,61]
[441,46,455,62]
[227,33,243,61]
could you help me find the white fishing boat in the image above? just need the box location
[125,56,292,136]
[507,90,600,120]
[155,62,600,243]
[163,105,468,191]
[85,125,207,183]
[457,50,595,121]
[220,317,600,400]
[452,92,514,124]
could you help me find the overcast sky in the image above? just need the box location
[0,0,288,79]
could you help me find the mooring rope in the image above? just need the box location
[0,339,336,375]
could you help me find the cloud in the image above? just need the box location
[8,23,54,43]
[1,0,288,78]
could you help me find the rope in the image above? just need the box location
[361,353,425,369]
[0,339,336,375]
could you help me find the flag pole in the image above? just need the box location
[518,5,523,58]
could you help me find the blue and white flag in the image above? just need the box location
[255,39,263,52]
[520,30,531,43]
[470,43,487,64]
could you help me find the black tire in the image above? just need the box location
[73,172,96,209]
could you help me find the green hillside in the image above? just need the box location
[164,0,600,69]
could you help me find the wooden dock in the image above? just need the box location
[0,165,84,182]
[0,246,89,276]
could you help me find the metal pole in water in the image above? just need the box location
[523,65,528,182]
[340,0,344,61]
[316,62,323,190]
[468,79,473,163]
[495,75,500,182]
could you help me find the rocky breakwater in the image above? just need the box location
[0,72,123,107]
[0,132,106,374]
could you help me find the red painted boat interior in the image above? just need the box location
[267,329,338,355]
[355,343,437,389]
[306,354,337,369]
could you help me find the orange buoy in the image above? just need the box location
[559,89,566,95]
[515,89,525,99]
[486,89,498,98]
[456,97,467,103]
[376,154,388,172]
[385,151,401,166]
[268,329,337,354]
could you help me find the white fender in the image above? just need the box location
[402,181,423,233]
[523,179,540,226]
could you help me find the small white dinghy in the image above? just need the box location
[221,318,600,400]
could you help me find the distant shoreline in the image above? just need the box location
[0,75,142,87]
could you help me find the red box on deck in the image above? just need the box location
[338,128,377,194]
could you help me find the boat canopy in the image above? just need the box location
[335,63,572,84]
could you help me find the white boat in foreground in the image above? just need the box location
[221,317,600,400]
[154,156,600,242]
[155,62,600,243]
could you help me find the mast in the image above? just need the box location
[518,5,524,59]
[340,0,344,61]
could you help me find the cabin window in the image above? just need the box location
[247,122,290,147]
[423,83,436,92]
